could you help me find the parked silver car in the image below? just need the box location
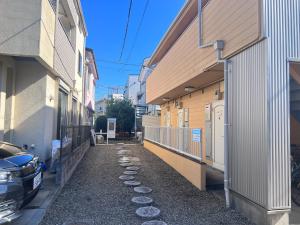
[0,142,42,224]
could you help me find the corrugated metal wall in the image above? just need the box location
[228,40,269,208]
[229,0,300,211]
[263,0,300,210]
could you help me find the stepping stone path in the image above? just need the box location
[126,166,139,171]
[115,146,165,224]
[141,221,167,225]
[134,186,153,194]
[123,170,138,175]
[131,196,153,205]
[119,175,135,180]
[136,206,160,219]
[124,180,141,186]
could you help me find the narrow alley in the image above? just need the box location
[40,144,253,225]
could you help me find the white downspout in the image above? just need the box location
[222,59,230,208]
[216,58,230,208]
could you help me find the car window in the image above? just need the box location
[0,143,22,159]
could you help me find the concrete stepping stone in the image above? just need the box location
[119,175,135,180]
[129,157,140,162]
[131,162,142,166]
[118,160,130,163]
[119,156,131,160]
[117,150,131,155]
[141,221,167,225]
[120,162,134,167]
[126,166,139,171]
[123,170,138,175]
[136,206,160,219]
[124,180,141,186]
[134,186,153,194]
[131,196,153,205]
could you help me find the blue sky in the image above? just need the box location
[81,0,186,100]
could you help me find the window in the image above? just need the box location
[71,99,78,125]
[86,73,90,92]
[78,51,83,76]
[57,90,69,139]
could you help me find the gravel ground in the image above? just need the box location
[40,144,254,225]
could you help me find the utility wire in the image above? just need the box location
[119,0,133,61]
[125,0,150,62]
[96,59,142,67]
[100,66,139,72]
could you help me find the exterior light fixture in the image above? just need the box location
[162,97,171,102]
[184,86,196,92]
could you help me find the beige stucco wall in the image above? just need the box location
[0,0,56,69]
[74,28,86,105]
[144,140,206,190]
[0,56,16,142]
[0,0,41,57]
[39,0,55,68]
[14,60,57,161]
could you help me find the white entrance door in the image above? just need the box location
[178,109,184,127]
[212,101,224,171]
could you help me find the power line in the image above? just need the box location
[119,0,133,61]
[100,66,139,72]
[96,59,142,67]
[125,0,150,62]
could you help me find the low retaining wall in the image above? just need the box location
[57,140,90,187]
[144,140,206,190]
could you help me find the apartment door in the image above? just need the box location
[166,111,171,127]
[178,109,184,127]
[212,100,224,171]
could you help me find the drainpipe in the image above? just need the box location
[222,59,230,208]
[215,57,230,208]
[215,43,230,209]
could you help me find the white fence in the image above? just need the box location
[144,126,202,161]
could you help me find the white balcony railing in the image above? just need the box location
[144,126,203,161]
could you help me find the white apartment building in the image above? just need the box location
[137,58,160,116]
[0,0,88,161]
[124,75,140,106]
